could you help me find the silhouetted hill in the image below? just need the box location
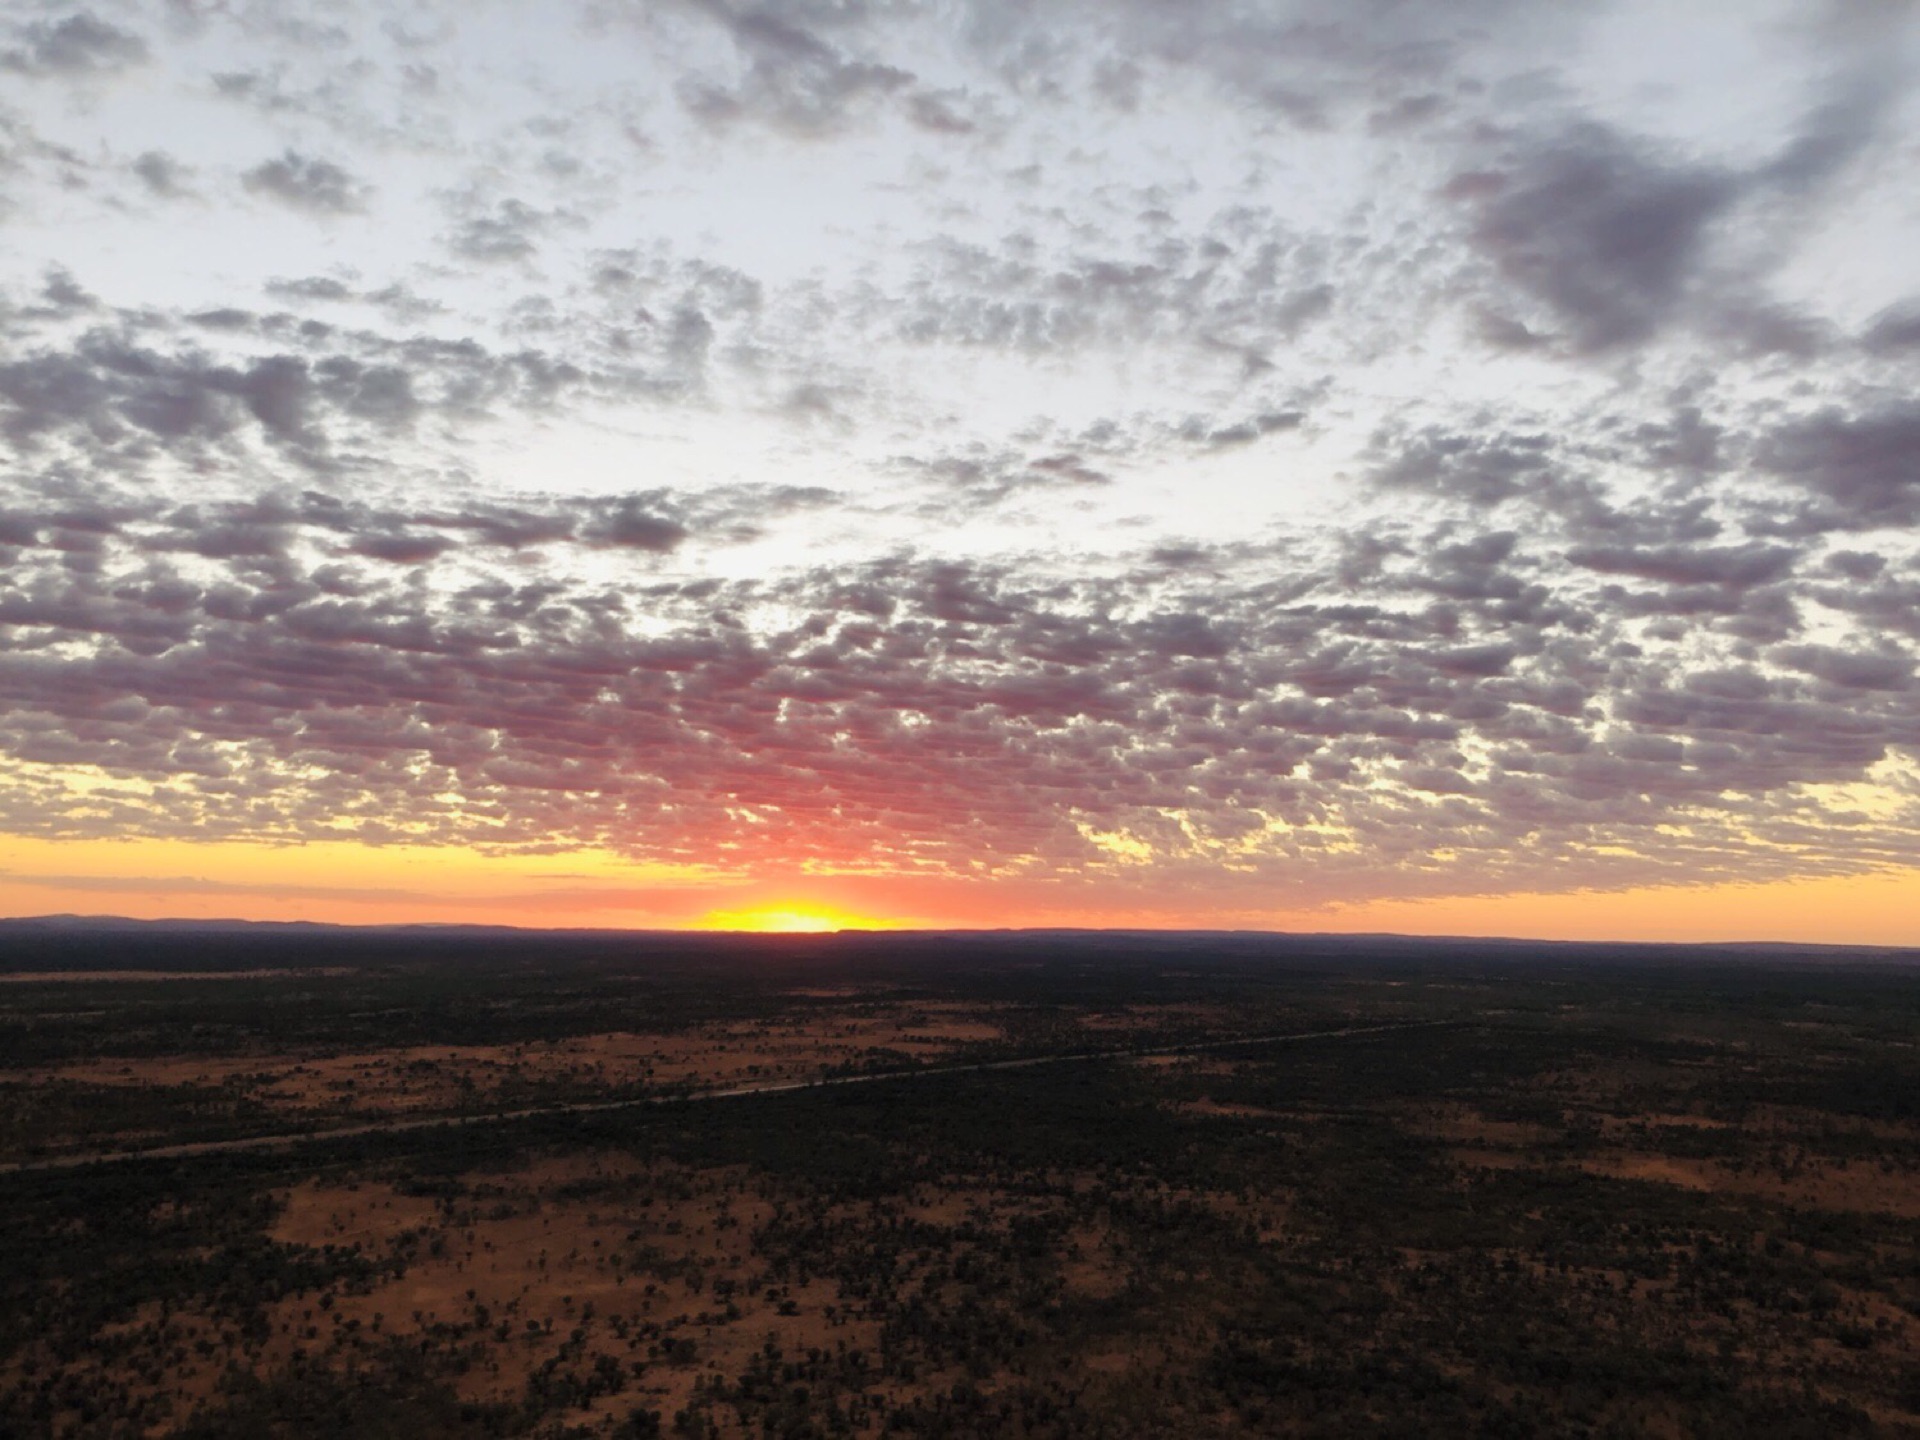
[1,913,1914,975]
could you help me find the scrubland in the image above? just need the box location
[2,931,1917,1436]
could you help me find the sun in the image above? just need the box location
[693,902,882,933]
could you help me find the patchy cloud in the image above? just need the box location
[1,0,1918,915]
[1759,403,1920,530]
[677,7,915,138]
[1456,124,1740,355]
[130,150,192,199]
[3,12,148,77]
[444,197,568,264]
[241,151,371,215]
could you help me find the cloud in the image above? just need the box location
[1455,123,1740,355]
[1759,402,1920,529]
[2,452,1915,902]
[1,0,1919,911]
[265,276,355,304]
[2,12,148,77]
[884,217,1340,372]
[131,151,191,199]
[1451,42,1911,362]
[906,89,978,135]
[241,151,371,215]
[0,338,323,450]
[1863,301,1920,355]
[1772,643,1913,693]
[580,499,689,552]
[0,869,439,904]
[443,198,565,264]
[348,531,454,564]
[1763,45,1905,196]
[677,7,915,138]
[0,297,687,472]
[1371,425,1558,507]
[962,0,1537,130]
[1567,543,1800,589]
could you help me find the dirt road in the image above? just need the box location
[0,1020,1450,1176]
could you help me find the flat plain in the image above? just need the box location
[2,926,1918,1438]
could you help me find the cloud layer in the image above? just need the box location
[2,0,1919,914]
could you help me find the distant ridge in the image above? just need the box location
[0,912,1914,964]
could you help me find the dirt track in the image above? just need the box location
[0,1020,1448,1176]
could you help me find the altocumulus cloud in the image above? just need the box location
[1,0,1918,911]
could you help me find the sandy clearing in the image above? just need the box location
[1578,1153,1920,1216]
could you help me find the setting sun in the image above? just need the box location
[693,903,887,934]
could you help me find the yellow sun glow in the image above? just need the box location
[694,903,876,933]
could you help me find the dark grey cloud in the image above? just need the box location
[1451,46,1908,362]
[444,198,565,264]
[2,12,148,77]
[1567,543,1799,590]
[31,268,98,318]
[241,151,371,215]
[678,6,915,138]
[348,531,454,564]
[1773,643,1914,693]
[0,110,90,219]
[1759,402,1920,529]
[888,417,1215,508]
[0,478,819,579]
[0,295,716,473]
[265,276,355,304]
[1455,124,1739,355]
[1371,424,1557,507]
[131,150,191,198]
[0,337,324,451]
[906,89,978,135]
[580,499,690,552]
[1763,52,1904,196]
[1864,301,1920,355]
[1809,565,1920,643]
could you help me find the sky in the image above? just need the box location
[2,0,1919,940]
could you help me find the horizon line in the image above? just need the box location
[1,912,1916,955]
